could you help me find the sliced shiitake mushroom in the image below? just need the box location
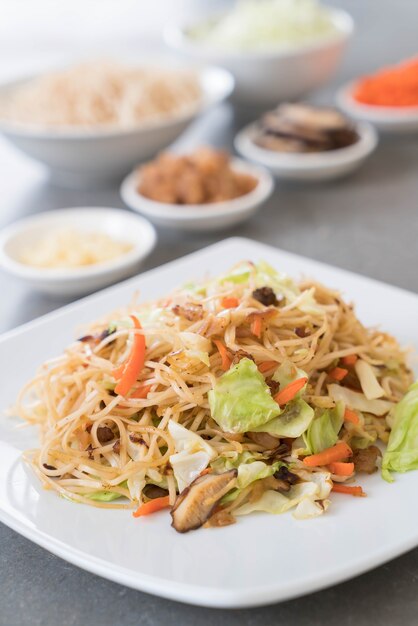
[353,445,381,474]
[143,484,169,499]
[171,470,237,533]
[278,103,351,133]
[256,103,358,154]
[247,431,281,450]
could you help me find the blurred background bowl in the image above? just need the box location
[337,81,418,133]
[120,158,274,231]
[0,207,157,296]
[0,62,234,188]
[164,7,353,107]
[235,120,378,181]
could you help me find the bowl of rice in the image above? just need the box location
[0,59,234,187]
[165,0,353,106]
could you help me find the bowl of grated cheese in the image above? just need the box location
[0,207,157,296]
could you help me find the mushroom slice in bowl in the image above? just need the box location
[171,469,238,533]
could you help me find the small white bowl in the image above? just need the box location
[0,63,234,188]
[164,8,353,106]
[120,158,274,231]
[0,207,157,297]
[337,81,418,132]
[234,121,378,181]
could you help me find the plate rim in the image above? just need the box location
[0,499,417,609]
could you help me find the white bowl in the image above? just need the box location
[120,158,274,231]
[337,81,418,132]
[164,8,353,106]
[0,63,234,187]
[234,120,378,181]
[0,207,157,297]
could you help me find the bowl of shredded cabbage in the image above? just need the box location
[165,0,353,106]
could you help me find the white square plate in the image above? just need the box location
[1,237,417,608]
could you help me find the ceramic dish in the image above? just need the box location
[234,120,378,181]
[0,237,418,608]
[336,82,418,132]
[0,64,234,187]
[164,8,353,106]
[0,207,156,296]
[120,158,274,231]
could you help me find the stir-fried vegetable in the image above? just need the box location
[114,315,145,397]
[251,316,263,338]
[328,367,348,381]
[221,296,239,309]
[382,382,418,481]
[354,359,385,400]
[133,496,171,517]
[303,442,352,467]
[328,384,393,416]
[344,408,360,425]
[331,484,365,497]
[274,377,308,405]
[129,384,152,399]
[168,421,216,493]
[213,339,232,371]
[329,462,354,476]
[252,398,314,437]
[258,360,278,373]
[16,256,415,533]
[304,403,344,454]
[208,358,282,433]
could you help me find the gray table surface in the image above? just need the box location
[1,1,418,624]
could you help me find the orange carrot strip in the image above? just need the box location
[329,461,355,476]
[222,296,239,309]
[129,384,152,399]
[214,339,232,371]
[114,316,146,397]
[199,468,213,477]
[344,408,360,425]
[341,354,358,366]
[133,495,171,518]
[251,316,262,338]
[303,441,352,467]
[332,484,365,497]
[328,367,348,381]
[274,377,307,406]
[258,360,278,373]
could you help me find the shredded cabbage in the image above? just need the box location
[354,359,385,400]
[208,358,281,433]
[235,470,331,519]
[168,420,216,492]
[303,402,344,454]
[328,384,393,416]
[189,0,337,52]
[382,382,418,481]
[252,398,314,437]
[179,332,211,367]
